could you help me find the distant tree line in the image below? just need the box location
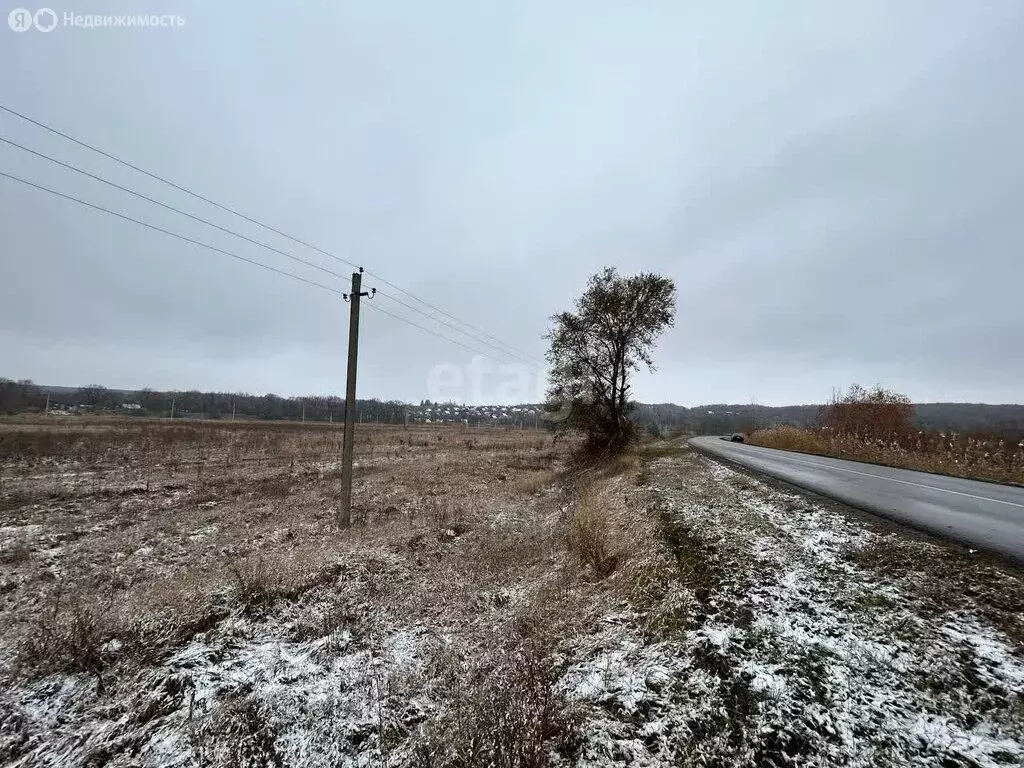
[0,379,406,423]
[636,399,1024,440]
[2,378,1022,438]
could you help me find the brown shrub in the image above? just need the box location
[820,384,914,439]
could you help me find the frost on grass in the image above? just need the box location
[562,452,1024,767]
[2,423,1023,767]
[1,562,433,767]
[0,423,583,767]
[0,546,580,768]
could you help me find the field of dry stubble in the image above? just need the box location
[0,417,605,766]
[2,416,1023,768]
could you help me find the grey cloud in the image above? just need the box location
[1,0,1022,404]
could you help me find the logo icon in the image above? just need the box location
[34,7,56,31]
[8,7,32,31]
[8,7,57,31]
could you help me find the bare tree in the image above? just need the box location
[74,384,119,411]
[546,267,675,455]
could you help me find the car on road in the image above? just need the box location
[729,433,745,443]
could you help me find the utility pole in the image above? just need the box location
[44,392,50,415]
[232,402,236,421]
[339,268,375,527]
[170,396,175,420]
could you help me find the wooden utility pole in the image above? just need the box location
[170,396,175,420]
[339,268,375,526]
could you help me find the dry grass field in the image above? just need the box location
[1,417,1022,767]
[0,417,598,766]
[748,425,1024,486]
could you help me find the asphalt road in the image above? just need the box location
[688,436,1024,563]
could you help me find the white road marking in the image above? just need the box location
[717,443,1024,510]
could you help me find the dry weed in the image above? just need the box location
[18,595,114,678]
[227,554,338,613]
[749,426,1024,485]
[516,469,557,496]
[747,425,828,454]
[569,487,620,578]
[189,690,282,768]
[412,641,581,768]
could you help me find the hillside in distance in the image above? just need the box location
[636,402,1024,437]
[3,380,1022,437]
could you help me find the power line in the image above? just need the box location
[0,129,540,366]
[374,289,538,366]
[364,269,542,363]
[0,169,520,363]
[0,105,357,265]
[363,303,514,365]
[0,134,350,284]
[0,102,544,366]
[0,170,345,296]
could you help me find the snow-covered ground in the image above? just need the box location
[562,453,1024,767]
[1,432,1022,767]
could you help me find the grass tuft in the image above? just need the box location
[18,596,113,678]
[413,641,581,768]
[569,487,619,578]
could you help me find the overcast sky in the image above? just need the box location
[2,1,1022,406]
